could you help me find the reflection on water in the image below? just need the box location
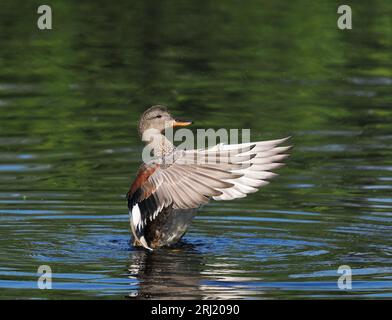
[0,0,392,299]
[128,244,205,300]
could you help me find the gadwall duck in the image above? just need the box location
[127,106,291,250]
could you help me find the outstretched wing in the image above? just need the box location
[203,137,291,200]
[127,137,291,249]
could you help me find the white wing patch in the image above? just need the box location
[129,204,153,251]
[131,204,142,231]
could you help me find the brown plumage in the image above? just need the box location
[127,105,291,250]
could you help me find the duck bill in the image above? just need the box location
[173,119,193,127]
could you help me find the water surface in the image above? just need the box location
[0,0,391,299]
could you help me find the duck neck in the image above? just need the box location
[142,129,175,157]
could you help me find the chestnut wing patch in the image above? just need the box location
[127,164,160,230]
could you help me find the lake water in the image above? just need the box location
[0,1,391,299]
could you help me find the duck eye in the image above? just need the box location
[156,115,162,118]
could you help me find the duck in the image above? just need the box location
[127,105,291,250]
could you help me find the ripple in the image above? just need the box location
[0,164,51,172]
[349,77,392,86]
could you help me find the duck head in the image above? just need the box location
[138,105,193,138]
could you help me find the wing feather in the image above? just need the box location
[127,136,291,247]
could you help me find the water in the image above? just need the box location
[0,1,391,299]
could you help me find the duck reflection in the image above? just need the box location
[126,241,205,299]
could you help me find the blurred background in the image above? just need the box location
[0,0,391,299]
